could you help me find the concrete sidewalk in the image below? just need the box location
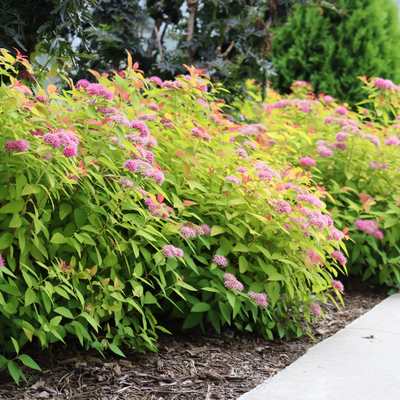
[238,294,400,400]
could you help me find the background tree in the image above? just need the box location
[270,0,400,104]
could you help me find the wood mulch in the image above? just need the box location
[0,282,388,400]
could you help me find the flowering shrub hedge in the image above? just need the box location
[239,78,400,292]
[0,49,345,383]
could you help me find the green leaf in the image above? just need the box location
[109,343,126,358]
[21,184,40,196]
[59,203,73,220]
[51,232,66,244]
[219,301,231,325]
[9,213,22,228]
[7,360,23,385]
[0,233,13,249]
[232,243,249,252]
[239,256,248,273]
[182,312,203,329]
[11,337,19,354]
[0,201,24,214]
[211,225,225,236]
[25,288,36,306]
[191,302,211,312]
[74,208,87,229]
[17,354,41,371]
[54,307,74,319]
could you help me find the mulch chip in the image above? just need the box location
[0,289,387,400]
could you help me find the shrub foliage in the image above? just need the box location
[0,49,345,383]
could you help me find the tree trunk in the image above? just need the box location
[186,0,200,60]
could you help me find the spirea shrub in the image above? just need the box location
[239,77,400,292]
[0,49,344,383]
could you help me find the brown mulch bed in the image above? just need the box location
[0,283,388,400]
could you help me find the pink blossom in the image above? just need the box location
[145,150,154,164]
[148,103,159,111]
[331,280,344,292]
[224,274,243,292]
[323,95,335,103]
[363,109,370,115]
[109,114,130,127]
[237,167,247,173]
[336,132,348,142]
[310,217,327,229]
[142,169,165,185]
[324,117,335,124]
[0,253,4,268]
[335,107,347,115]
[336,142,346,151]
[134,187,147,198]
[149,76,163,85]
[76,79,90,89]
[385,136,399,146]
[355,219,379,235]
[374,230,384,240]
[30,129,44,136]
[138,114,157,122]
[124,159,139,172]
[283,223,291,230]
[120,178,134,187]
[57,130,79,147]
[374,78,399,92]
[200,224,212,234]
[277,200,291,215]
[147,138,158,147]
[243,141,257,150]
[317,145,334,158]
[331,250,347,265]
[327,229,343,241]
[229,136,236,143]
[254,162,269,171]
[131,120,150,138]
[163,245,183,258]
[63,146,78,157]
[225,176,241,185]
[145,197,156,213]
[369,161,387,170]
[234,148,248,159]
[180,226,196,239]
[248,292,268,307]
[300,157,317,167]
[310,302,321,317]
[364,134,380,147]
[213,255,228,267]
[256,171,272,182]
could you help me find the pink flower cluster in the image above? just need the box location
[85,83,114,100]
[237,167,247,173]
[234,148,248,159]
[299,157,317,167]
[224,273,243,292]
[225,176,241,185]
[191,127,211,141]
[331,250,347,265]
[149,76,163,85]
[354,219,383,239]
[306,250,322,265]
[310,302,321,317]
[364,134,380,147]
[277,200,291,215]
[5,139,30,152]
[131,120,150,137]
[369,161,387,170]
[335,132,348,142]
[385,136,400,146]
[0,253,5,268]
[120,177,134,187]
[297,193,323,208]
[331,280,344,292]
[256,171,272,182]
[334,107,347,115]
[41,130,79,158]
[138,114,157,122]
[213,255,228,267]
[374,78,399,92]
[248,292,268,307]
[180,226,196,239]
[162,245,184,258]
[243,141,257,150]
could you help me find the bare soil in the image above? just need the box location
[0,282,388,400]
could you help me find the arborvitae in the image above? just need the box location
[270,0,400,104]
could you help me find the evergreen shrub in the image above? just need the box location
[270,0,400,105]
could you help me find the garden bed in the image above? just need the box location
[0,282,387,400]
